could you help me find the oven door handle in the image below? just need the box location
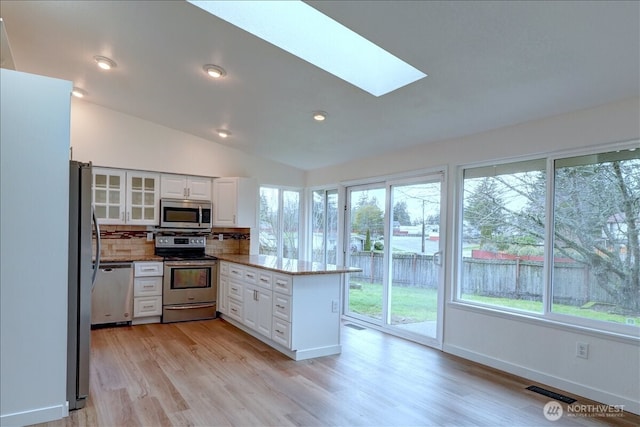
[164,261,217,267]
[164,303,216,310]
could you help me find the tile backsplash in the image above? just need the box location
[94,225,250,260]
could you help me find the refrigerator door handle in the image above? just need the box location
[92,206,101,287]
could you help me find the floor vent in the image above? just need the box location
[526,386,576,404]
[344,323,366,330]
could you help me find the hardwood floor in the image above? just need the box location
[35,319,639,427]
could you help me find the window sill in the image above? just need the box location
[447,300,640,346]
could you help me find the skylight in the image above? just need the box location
[187,0,427,97]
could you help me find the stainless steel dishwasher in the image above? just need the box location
[91,262,134,326]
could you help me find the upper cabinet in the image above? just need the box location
[160,174,212,201]
[93,168,160,225]
[213,177,257,227]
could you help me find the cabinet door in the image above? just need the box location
[218,274,228,315]
[213,177,257,227]
[187,177,212,201]
[213,178,238,226]
[160,174,187,199]
[243,285,272,338]
[93,168,126,224]
[126,172,159,225]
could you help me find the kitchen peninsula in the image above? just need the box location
[215,254,361,360]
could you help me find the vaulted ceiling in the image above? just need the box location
[1,1,638,170]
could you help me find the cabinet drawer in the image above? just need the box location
[272,318,291,349]
[228,264,244,280]
[220,262,229,276]
[273,293,291,322]
[228,299,243,322]
[256,271,272,290]
[134,262,163,277]
[133,296,162,317]
[228,281,243,301]
[243,267,258,285]
[273,274,292,295]
[134,276,162,296]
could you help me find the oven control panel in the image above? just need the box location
[155,235,206,248]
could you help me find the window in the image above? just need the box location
[460,159,547,313]
[311,189,338,264]
[458,144,639,335]
[552,150,639,327]
[259,186,301,259]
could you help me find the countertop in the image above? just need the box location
[215,254,361,275]
[97,255,164,263]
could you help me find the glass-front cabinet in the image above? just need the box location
[93,168,159,225]
[127,172,159,225]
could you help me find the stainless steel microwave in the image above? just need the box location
[160,198,212,229]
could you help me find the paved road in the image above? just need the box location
[389,235,440,255]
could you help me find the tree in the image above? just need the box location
[466,153,639,313]
[393,201,411,225]
[352,193,384,237]
[364,229,372,251]
[463,177,506,247]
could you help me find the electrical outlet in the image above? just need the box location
[218,234,223,241]
[576,342,589,359]
[146,232,154,242]
[331,300,339,313]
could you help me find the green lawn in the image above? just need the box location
[348,281,438,323]
[348,280,639,327]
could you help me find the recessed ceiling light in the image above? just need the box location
[217,129,231,138]
[71,87,87,98]
[188,0,426,96]
[313,111,327,121]
[93,55,116,70]
[203,64,226,78]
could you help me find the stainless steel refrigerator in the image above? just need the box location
[67,160,100,410]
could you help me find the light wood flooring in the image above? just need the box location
[34,319,639,427]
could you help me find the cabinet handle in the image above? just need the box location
[260,278,269,283]
[275,329,283,334]
[231,287,238,292]
[231,308,237,313]
[143,305,154,309]
[276,304,285,309]
[143,285,153,289]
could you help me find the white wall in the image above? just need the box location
[307,97,640,414]
[70,100,305,186]
[1,70,72,425]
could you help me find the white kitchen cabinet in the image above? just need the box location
[218,262,229,315]
[132,261,163,325]
[212,177,257,227]
[218,260,342,360]
[126,172,160,225]
[161,174,212,201]
[93,168,159,225]
[93,168,126,224]
[243,284,272,338]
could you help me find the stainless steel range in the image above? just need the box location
[155,235,217,323]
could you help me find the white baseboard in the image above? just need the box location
[0,402,67,427]
[443,343,640,416]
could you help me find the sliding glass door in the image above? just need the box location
[345,173,445,347]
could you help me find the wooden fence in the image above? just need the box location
[348,252,618,306]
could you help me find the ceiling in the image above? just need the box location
[1,1,638,171]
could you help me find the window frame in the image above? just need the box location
[453,140,640,339]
